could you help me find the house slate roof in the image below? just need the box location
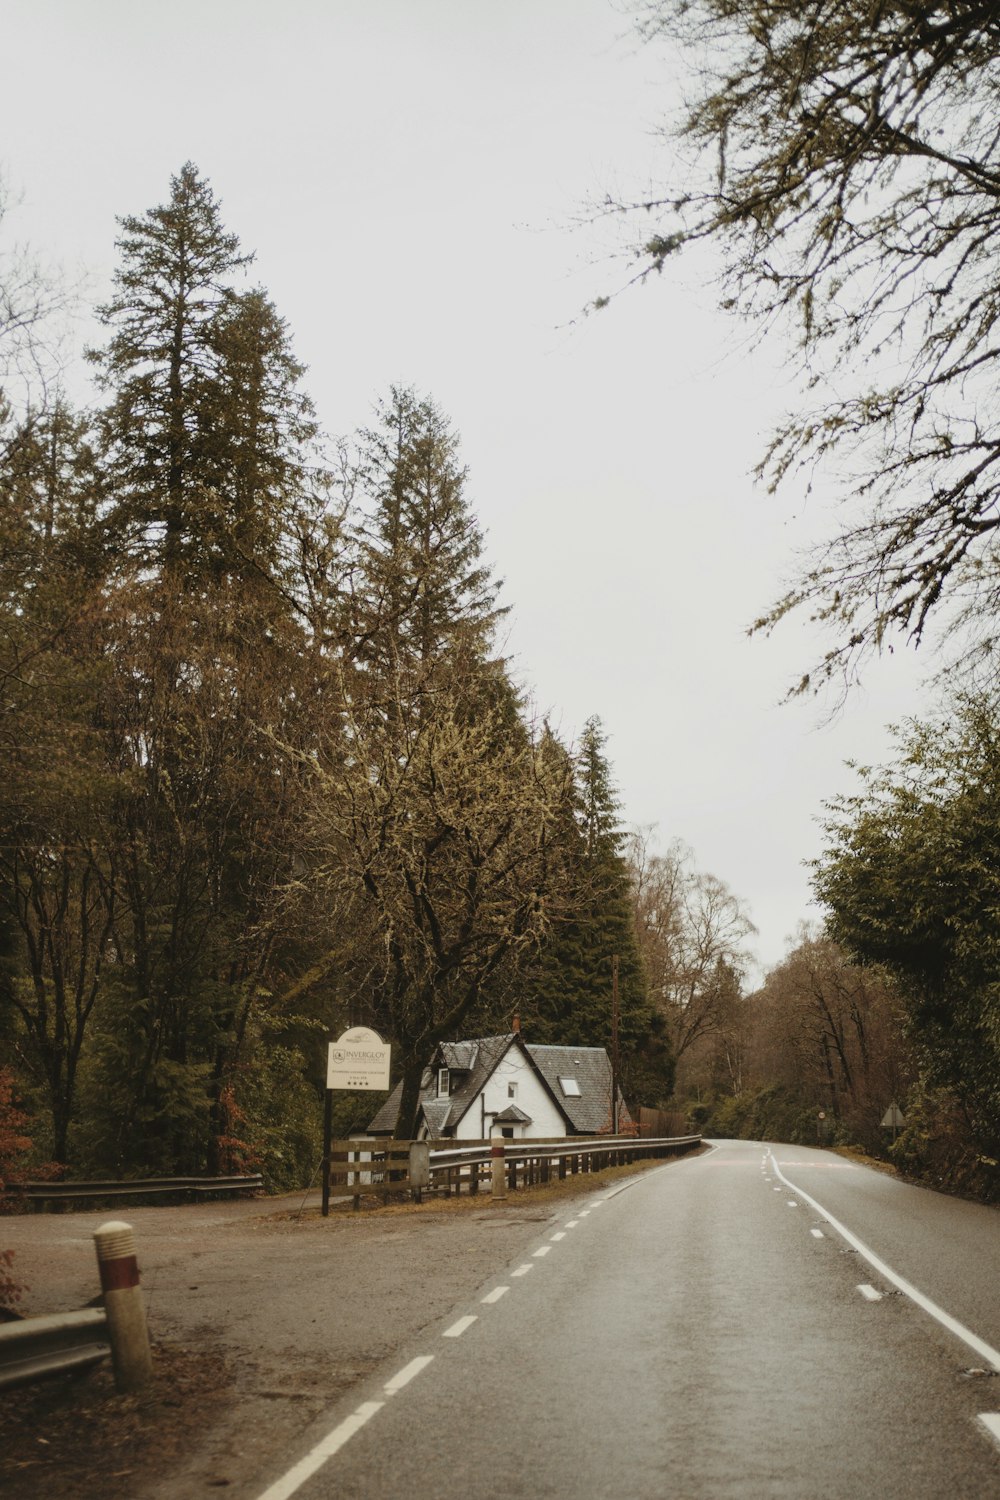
[366,1033,516,1136]
[529,1045,633,1134]
[492,1103,532,1125]
[367,1033,632,1138]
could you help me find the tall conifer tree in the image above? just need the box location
[525,717,674,1109]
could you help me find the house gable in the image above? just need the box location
[367,1034,629,1139]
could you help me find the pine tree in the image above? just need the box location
[90,161,253,574]
[525,717,674,1108]
[352,386,506,690]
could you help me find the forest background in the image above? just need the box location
[6,0,1000,1214]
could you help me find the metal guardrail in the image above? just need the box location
[331,1134,702,1207]
[0,1308,110,1391]
[16,1173,264,1211]
[429,1134,702,1196]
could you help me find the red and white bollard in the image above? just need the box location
[491,1140,507,1201]
[93,1220,152,1392]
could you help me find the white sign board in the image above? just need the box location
[327,1027,391,1091]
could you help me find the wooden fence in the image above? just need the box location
[324,1135,702,1211]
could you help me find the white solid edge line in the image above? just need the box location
[384,1355,435,1394]
[768,1152,1000,1370]
[481,1286,509,1304]
[442,1315,477,1338]
[601,1143,715,1202]
[254,1400,385,1500]
[978,1414,1000,1448]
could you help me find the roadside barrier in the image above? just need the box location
[325,1134,702,1211]
[17,1173,264,1212]
[0,1220,151,1393]
[0,1308,110,1391]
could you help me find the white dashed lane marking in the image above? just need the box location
[979,1414,1000,1450]
[384,1356,434,1394]
[443,1315,477,1338]
[481,1286,509,1304]
[768,1148,1000,1371]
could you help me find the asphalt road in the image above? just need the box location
[249,1140,1000,1500]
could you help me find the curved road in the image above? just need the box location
[252,1140,1000,1499]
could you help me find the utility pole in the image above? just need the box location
[611,954,620,1134]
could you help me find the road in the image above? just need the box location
[250,1140,1000,1500]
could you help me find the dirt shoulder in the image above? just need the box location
[2,1162,671,1499]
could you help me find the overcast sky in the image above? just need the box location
[3,0,931,975]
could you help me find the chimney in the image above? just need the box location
[511,1013,520,1033]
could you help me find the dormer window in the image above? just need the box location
[437,1067,450,1099]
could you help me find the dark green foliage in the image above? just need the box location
[525,717,674,1107]
[0,165,692,1178]
[705,1086,830,1148]
[351,384,506,692]
[815,695,1000,1157]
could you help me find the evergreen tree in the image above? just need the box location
[525,717,673,1109]
[90,161,253,575]
[351,386,506,690]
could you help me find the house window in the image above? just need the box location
[437,1067,450,1099]
[507,1083,517,1100]
[558,1076,582,1098]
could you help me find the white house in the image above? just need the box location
[367,1030,632,1140]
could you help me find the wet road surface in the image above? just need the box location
[250,1140,1000,1499]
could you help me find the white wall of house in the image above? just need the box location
[450,1047,567,1140]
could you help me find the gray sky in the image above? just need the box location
[3,0,929,975]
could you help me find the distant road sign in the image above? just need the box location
[881,1102,906,1129]
[327,1027,391,1091]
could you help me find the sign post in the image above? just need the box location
[323,1027,392,1217]
[881,1101,905,1143]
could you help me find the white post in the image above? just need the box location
[491,1140,507,1201]
[93,1220,152,1392]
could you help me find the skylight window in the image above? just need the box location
[558,1076,581,1098]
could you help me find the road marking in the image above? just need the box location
[533,1245,552,1258]
[811,1229,825,1239]
[511,1263,533,1277]
[443,1315,477,1338]
[384,1356,434,1394]
[773,1186,783,1192]
[565,1219,579,1229]
[550,1231,566,1241]
[787,1201,799,1209]
[768,1152,1000,1370]
[255,1400,385,1500]
[481,1286,509,1304]
[858,1284,883,1302]
[978,1414,1000,1449]
[578,1210,591,1217]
